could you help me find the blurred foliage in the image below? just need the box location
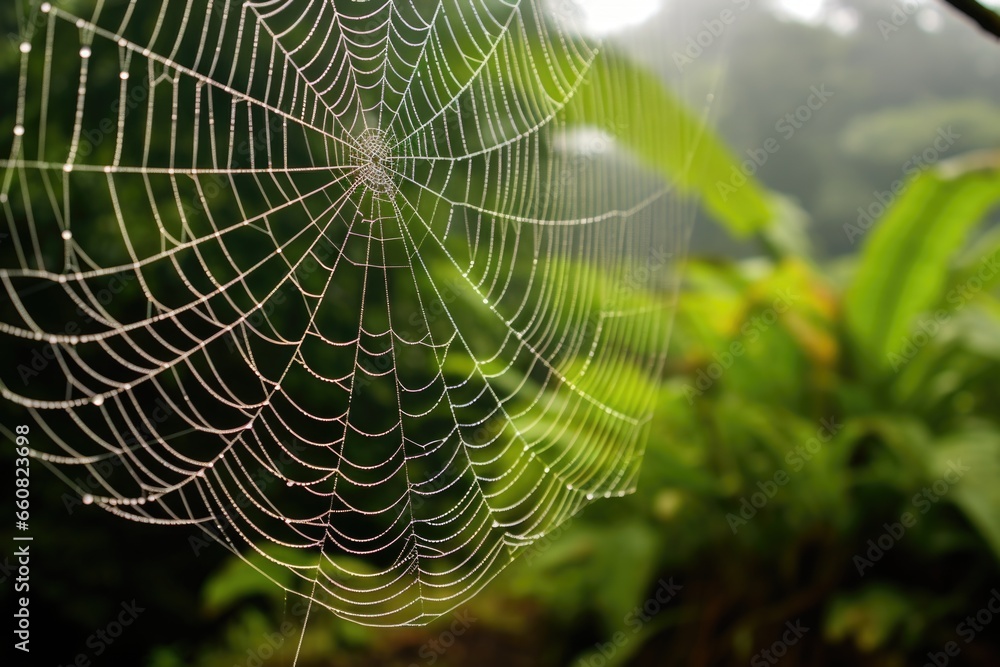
[4,1,1000,667]
[560,49,773,235]
[151,72,1000,667]
[839,99,1000,165]
[653,0,1000,259]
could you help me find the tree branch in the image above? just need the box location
[941,0,1000,39]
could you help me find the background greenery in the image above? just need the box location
[3,1,1000,666]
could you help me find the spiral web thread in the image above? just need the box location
[0,0,697,627]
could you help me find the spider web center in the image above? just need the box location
[351,128,399,196]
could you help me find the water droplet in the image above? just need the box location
[91,395,104,406]
[13,125,24,136]
[61,230,72,240]
[19,43,31,54]
[119,71,129,80]
[40,3,51,13]
[82,494,94,505]
[79,46,91,59]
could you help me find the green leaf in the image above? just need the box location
[757,193,813,260]
[932,428,1000,561]
[203,543,315,614]
[562,50,773,235]
[509,520,659,634]
[515,28,772,236]
[202,543,375,616]
[824,585,925,652]
[845,151,1000,373]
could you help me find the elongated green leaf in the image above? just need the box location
[825,585,924,652]
[932,429,1000,562]
[845,151,1000,372]
[517,29,772,235]
[562,50,774,235]
[203,543,375,615]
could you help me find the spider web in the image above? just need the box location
[0,0,696,627]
